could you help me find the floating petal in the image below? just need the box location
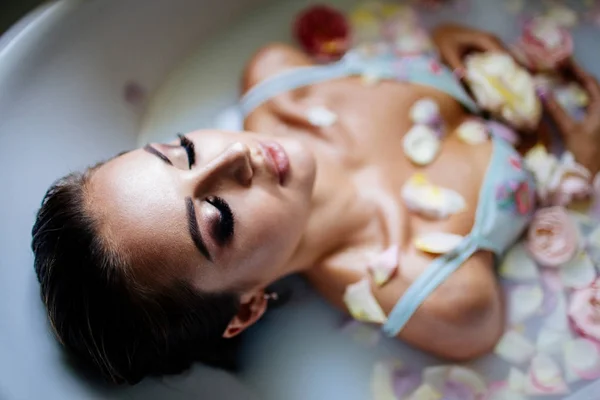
[508,285,544,324]
[559,251,596,289]
[507,367,526,393]
[457,119,489,145]
[406,384,442,400]
[563,338,600,382]
[410,98,441,126]
[543,292,570,332]
[371,360,402,400]
[447,366,487,396]
[414,232,463,255]
[524,354,569,396]
[422,366,450,392]
[306,106,338,127]
[343,279,387,324]
[536,328,571,356]
[403,125,441,166]
[485,382,527,400]
[494,330,536,365]
[401,173,466,220]
[499,243,540,281]
[368,245,399,287]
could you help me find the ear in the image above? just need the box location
[222,290,268,339]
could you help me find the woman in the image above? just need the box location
[31,23,600,384]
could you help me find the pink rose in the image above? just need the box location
[517,18,573,71]
[527,206,579,267]
[569,279,600,343]
[547,152,592,206]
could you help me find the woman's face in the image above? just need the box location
[89,130,316,293]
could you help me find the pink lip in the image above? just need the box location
[258,141,290,185]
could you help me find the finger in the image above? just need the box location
[566,59,600,103]
[439,46,465,72]
[542,92,574,135]
[474,34,507,53]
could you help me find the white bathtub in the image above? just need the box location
[1,1,600,399]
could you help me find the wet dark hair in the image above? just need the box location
[31,163,241,385]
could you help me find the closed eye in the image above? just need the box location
[178,134,195,168]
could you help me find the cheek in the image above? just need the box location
[237,194,307,267]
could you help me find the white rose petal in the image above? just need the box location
[306,106,338,127]
[456,119,489,145]
[401,173,466,220]
[368,245,399,286]
[524,354,569,396]
[371,360,402,400]
[447,366,487,396]
[508,285,544,325]
[414,232,463,255]
[536,328,571,356]
[343,279,387,324]
[494,330,536,364]
[559,251,596,289]
[406,384,442,400]
[543,292,569,332]
[409,98,440,126]
[563,338,600,382]
[403,125,441,166]
[499,243,540,281]
[422,366,450,392]
[507,367,527,393]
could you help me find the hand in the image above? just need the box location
[543,59,600,175]
[432,24,507,72]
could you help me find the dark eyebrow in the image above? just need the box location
[143,145,172,165]
[185,197,213,262]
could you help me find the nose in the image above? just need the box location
[186,142,253,192]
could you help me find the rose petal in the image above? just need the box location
[410,98,441,126]
[422,366,450,392]
[527,206,579,267]
[508,285,544,324]
[447,366,487,397]
[487,120,519,145]
[544,291,570,332]
[563,338,600,382]
[524,354,569,396]
[306,106,338,127]
[536,328,571,356]
[485,382,528,400]
[499,243,540,281]
[393,368,422,399]
[401,173,467,220]
[457,119,489,145]
[494,330,536,364]
[371,360,402,400]
[406,384,442,400]
[414,232,464,255]
[343,278,387,324]
[568,281,600,343]
[368,245,399,286]
[559,251,596,288]
[442,381,476,400]
[403,125,441,166]
[507,367,526,392]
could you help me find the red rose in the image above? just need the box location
[294,5,350,62]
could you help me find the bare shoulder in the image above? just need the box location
[304,248,504,360]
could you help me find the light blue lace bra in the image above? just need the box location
[240,52,536,337]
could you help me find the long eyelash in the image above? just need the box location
[177,134,195,168]
[206,196,234,245]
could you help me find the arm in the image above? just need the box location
[542,59,600,176]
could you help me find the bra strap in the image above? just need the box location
[382,235,481,337]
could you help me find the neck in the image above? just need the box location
[282,163,372,276]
